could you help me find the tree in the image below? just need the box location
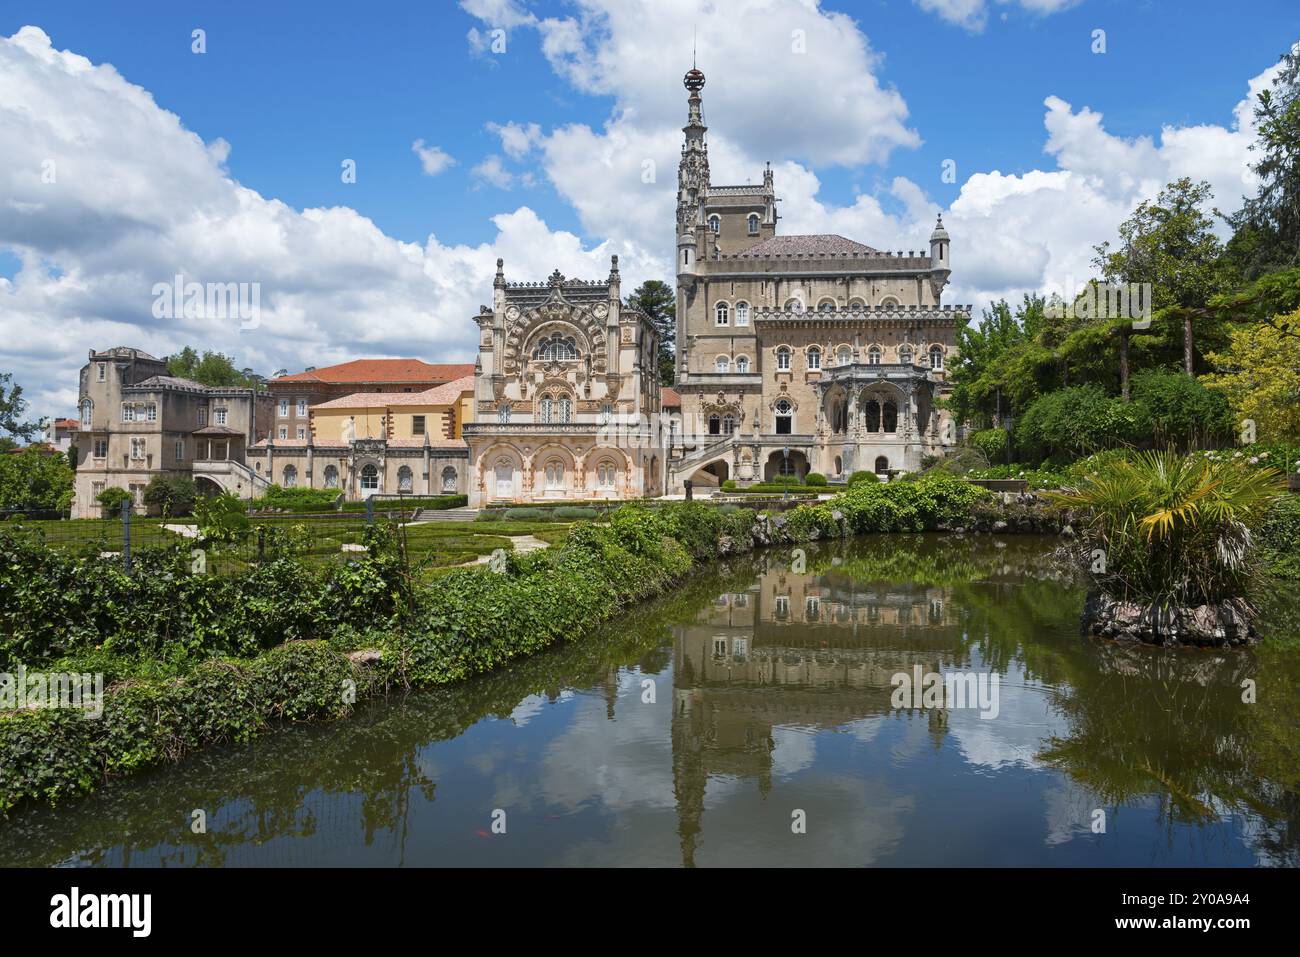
[143,474,198,518]
[1201,308,1300,443]
[625,280,676,385]
[0,448,74,511]
[1094,178,1225,375]
[1226,44,1300,279]
[0,372,43,444]
[167,347,260,388]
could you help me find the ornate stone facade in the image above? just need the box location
[463,258,667,506]
[668,68,967,489]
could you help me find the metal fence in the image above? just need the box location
[0,496,438,576]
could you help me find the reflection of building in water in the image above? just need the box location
[671,567,960,866]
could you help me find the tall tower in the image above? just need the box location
[676,65,709,378]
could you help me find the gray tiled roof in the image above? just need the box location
[739,234,878,257]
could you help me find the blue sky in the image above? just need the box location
[0,0,1296,416]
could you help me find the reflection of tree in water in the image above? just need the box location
[0,560,766,867]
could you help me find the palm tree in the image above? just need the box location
[1051,450,1285,611]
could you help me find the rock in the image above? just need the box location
[992,520,1008,532]
[346,649,382,666]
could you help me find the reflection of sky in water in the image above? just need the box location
[2,538,1290,868]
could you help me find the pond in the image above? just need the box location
[2,534,1297,867]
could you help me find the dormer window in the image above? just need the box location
[747,214,759,235]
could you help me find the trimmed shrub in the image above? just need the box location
[968,428,1008,464]
[554,506,599,521]
[804,472,828,487]
[503,507,547,521]
[847,471,880,485]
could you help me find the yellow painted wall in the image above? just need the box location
[310,388,473,442]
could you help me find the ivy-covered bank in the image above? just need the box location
[2,475,1021,813]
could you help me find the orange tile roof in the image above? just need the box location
[662,387,681,407]
[275,359,474,385]
[310,375,475,411]
[52,418,79,429]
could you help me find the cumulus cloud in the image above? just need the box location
[487,120,543,160]
[915,0,1082,33]
[412,139,456,176]
[0,26,640,416]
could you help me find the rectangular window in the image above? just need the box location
[93,439,108,458]
[92,481,105,500]
[121,404,135,422]
[129,483,146,506]
[130,438,146,460]
[197,407,207,426]
[296,398,307,417]
[145,403,157,422]
[296,427,306,440]
[278,399,289,417]
[174,439,185,461]
[97,363,106,382]
[412,415,426,436]
[278,427,288,440]
[215,408,228,426]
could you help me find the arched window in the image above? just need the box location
[397,466,413,492]
[806,346,821,370]
[775,399,793,435]
[747,214,759,235]
[776,346,791,371]
[929,345,944,370]
[544,459,565,490]
[494,459,514,498]
[323,465,339,488]
[722,415,736,434]
[80,399,93,428]
[282,465,297,488]
[708,215,721,234]
[715,356,730,373]
[837,347,852,367]
[817,299,836,312]
[715,301,730,326]
[361,464,379,492]
[783,298,804,313]
[708,414,721,436]
[879,296,900,308]
[865,400,881,433]
[834,455,843,475]
[558,396,572,423]
[497,403,511,423]
[735,302,749,326]
[883,401,898,433]
[534,333,578,361]
[898,345,914,366]
[867,346,882,365]
[876,456,890,475]
[441,466,458,492]
[848,298,866,309]
[597,461,617,489]
[539,396,553,424]
[735,355,750,374]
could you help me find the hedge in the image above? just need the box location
[0,476,995,813]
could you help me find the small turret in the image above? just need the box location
[929,215,951,304]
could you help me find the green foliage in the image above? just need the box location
[474,509,502,522]
[625,279,676,385]
[720,479,737,491]
[1129,370,1232,448]
[142,474,197,518]
[829,472,991,534]
[503,506,546,521]
[0,448,74,511]
[166,346,261,388]
[95,486,131,517]
[847,470,879,485]
[254,485,340,512]
[0,372,42,443]
[1258,495,1300,580]
[1051,449,1287,607]
[804,472,827,487]
[554,506,599,520]
[1016,386,1148,462]
[969,427,1009,464]
[194,491,250,545]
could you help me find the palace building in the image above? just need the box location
[461,257,667,507]
[666,66,966,489]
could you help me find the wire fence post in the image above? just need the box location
[257,525,265,563]
[122,498,132,572]
[366,495,375,527]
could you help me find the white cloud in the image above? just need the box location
[915,0,1082,32]
[488,120,543,160]
[472,153,527,190]
[411,139,456,176]
[0,27,645,418]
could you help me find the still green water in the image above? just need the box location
[2,534,1298,867]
